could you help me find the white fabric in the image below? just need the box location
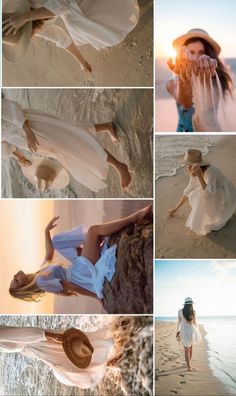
[42,0,140,50]
[2,98,108,192]
[0,326,114,389]
[36,22,73,48]
[177,310,202,347]
[183,166,236,235]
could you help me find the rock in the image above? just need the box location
[102,213,153,314]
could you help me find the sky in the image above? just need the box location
[155,0,236,59]
[155,260,236,317]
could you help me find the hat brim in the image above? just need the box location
[177,154,210,167]
[3,0,32,62]
[63,328,94,369]
[173,32,221,55]
[21,158,70,190]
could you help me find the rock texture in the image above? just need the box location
[103,212,153,314]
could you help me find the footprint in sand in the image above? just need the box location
[170,390,178,394]
[179,374,185,377]
[180,381,186,384]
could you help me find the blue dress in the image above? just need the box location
[176,103,194,132]
[36,225,117,298]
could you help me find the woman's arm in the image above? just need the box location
[12,150,32,167]
[3,8,55,36]
[168,195,188,217]
[22,120,39,153]
[44,217,60,261]
[65,42,92,73]
[191,164,206,191]
[60,280,101,300]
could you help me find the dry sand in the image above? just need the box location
[155,321,232,396]
[156,136,236,258]
[3,0,153,87]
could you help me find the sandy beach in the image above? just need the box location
[156,136,236,258]
[3,0,153,87]
[155,321,232,396]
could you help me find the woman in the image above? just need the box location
[3,0,140,72]
[168,149,236,235]
[0,323,118,388]
[166,29,233,132]
[176,297,202,371]
[9,204,152,302]
[2,97,132,192]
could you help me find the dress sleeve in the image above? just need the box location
[36,24,72,48]
[203,167,217,197]
[0,327,46,352]
[2,141,15,159]
[2,98,26,129]
[183,176,197,197]
[43,0,70,16]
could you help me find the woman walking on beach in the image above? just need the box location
[166,29,233,132]
[176,297,202,371]
[168,149,236,235]
[9,204,152,305]
[2,0,139,72]
[0,323,120,388]
[2,97,132,192]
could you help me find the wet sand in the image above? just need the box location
[3,0,153,87]
[156,136,236,258]
[155,321,232,396]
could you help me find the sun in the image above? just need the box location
[165,45,177,59]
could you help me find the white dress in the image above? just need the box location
[2,98,108,191]
[33,0,140,51]
[0,326,114,389]
[183,166,236,235]
[177,309,202,348]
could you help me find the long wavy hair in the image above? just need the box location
[182,303,194,322]
[9,271,45,302]
[184,37,233,97]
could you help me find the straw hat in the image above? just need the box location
[173,28,221,55]
[62,328,94,369]
[184,297,194,305]
[3,0,32,62]
[22,158,70,191]
[178,149,210,166]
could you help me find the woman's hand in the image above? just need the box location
[168,207,178,217]
[191,163,202,176]
[80,59,93,74]
[24,127,39,153]
[13,151,32,167]
[2,14,28,36]
[45,216,60,233]
[195,55,217,78]
[167,46,194,81]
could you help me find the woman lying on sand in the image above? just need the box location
[2,97,132,192]
[9,205,152,305]
[167,29,233,132]
[168,149,236,235]
[176,297,202,371]
[2,0,139,72]
[0,323,121,388]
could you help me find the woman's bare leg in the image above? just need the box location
[81,204,152,264]
[106,150,131,189]
[184,347,192,371]
[190,345,193,360]
[95,122,119,144]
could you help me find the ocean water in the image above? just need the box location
[2,88,153,199]
[155,135,221,180]
[0,316,153,396]
[156,316,236,393]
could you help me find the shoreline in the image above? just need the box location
[155,321,232,395]
[155,136,236,258]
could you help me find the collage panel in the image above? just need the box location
[2,0,153,87]
[0,315,153,395]
[155,259,236,396]
[155,0,236,132]
[0,199,153,315]
[2,88,153,199]
[155,134,236,258]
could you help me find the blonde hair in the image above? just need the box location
[9,272,45,302]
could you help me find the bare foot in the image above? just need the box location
[135,204,152,223]
[80,59,92,74]
[188,367,193,371]
[107,122,119,144]
[119,163,132,189]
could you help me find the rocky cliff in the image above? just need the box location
[103,212,153,314]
